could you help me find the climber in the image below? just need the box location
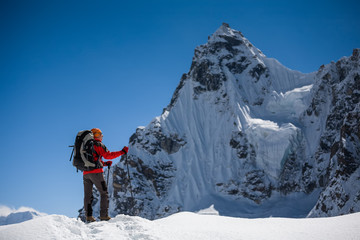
[83,128,128,222]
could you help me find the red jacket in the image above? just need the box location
[83,139,125,175]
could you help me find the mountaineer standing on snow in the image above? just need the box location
[84,128,128,222]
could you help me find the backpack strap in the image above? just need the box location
[93,141,103,161]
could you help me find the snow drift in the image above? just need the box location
[1,209,360,240]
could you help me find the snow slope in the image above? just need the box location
[1,210,359,240]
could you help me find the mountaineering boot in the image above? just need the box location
[86,216,96,223]
[100,216,111,221]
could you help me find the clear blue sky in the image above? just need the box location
[0,0,359,217]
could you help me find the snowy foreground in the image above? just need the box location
[0,210,359,240]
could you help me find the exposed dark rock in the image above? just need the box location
[242,170,273,204]
[191,60,225,92]
[160,134,186,154]
[249,64,267,82]
[130,126,186,156]
[226,57,251,74]
[229,131,254,159]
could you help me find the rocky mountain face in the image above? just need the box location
[305,49,360,217]
[91,23,359,220]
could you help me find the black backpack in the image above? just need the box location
[69,130,101,172]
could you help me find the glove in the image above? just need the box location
[122,146,129,154]
[104,161,112,167]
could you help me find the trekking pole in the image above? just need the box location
[125,154,134,199]
[107,165,110,187]
[69,145,74,161]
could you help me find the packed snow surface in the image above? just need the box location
[1,210,359,240]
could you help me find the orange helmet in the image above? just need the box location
[91,128,103,139]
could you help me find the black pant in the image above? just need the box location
[83,172,109,217]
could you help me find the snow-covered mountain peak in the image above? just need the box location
[205,23,265,61]
[211,23,237,38]
[185,24,315,120]
[82,26,360,221]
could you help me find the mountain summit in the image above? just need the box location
[86,24,360,220]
